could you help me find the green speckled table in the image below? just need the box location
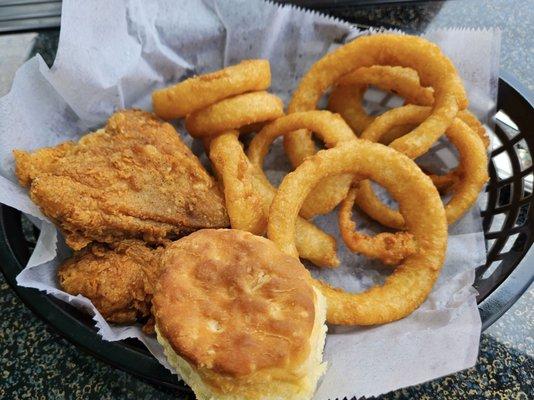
[1,1,533,399]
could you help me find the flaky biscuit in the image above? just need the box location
[153,229,327,400]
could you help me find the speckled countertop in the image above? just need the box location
[1,1,533,399]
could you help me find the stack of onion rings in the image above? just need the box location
[247,111,355,219]
[328,65,434,135]
[150,33,489,327]
[153,60,339,267]
[152,60,271,119]
[354,105,489,229]
[267,141,448,325]
[284,34,467,218]
[296,36,488,244]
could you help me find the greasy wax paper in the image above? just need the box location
[0,0,501,398]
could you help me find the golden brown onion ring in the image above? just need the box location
[286,34,467,166]
[338,187,417,265]
[209,132,338,267]
[247,111,356,218]
[152,60,271,119]
[426,170,461,194]
[331,68,487,195]
[439,118,489,224]
[185,91,284,138]
[328,66,434,135]
[268,140,447,325]
[327,85,371,136]
[425,111,488,192]
[357,105,488,228]
[208,131,267,234]
[457,110,490,149]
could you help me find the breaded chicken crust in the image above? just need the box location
[58,240,164,332]
[14,109,229,249]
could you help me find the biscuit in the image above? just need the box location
[153,229,327,400]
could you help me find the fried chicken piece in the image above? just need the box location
[14,109,229,250]
[58,240,164,332]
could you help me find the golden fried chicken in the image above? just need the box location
[58,240,164,332]
[14,109,229,250]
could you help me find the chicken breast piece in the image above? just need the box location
[14,109,229,250]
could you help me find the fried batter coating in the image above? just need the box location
[58,240,164,331]
[14,109,229,250]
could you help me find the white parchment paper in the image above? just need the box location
[0,0,501,398]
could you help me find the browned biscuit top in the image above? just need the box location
[153,229,315,378]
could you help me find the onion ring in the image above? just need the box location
[425,111,487,192]
[357,105,488,228]
[338,187,417,265]
[208,131,267,234]
[268,140,447,325]
[208,131,338,267]
[331,68,487,196]
[286,33,467,166]
[185,91,284,138]
[457,110,490,149]
[426,171,461,193]
[379,124,417,146]
[328,66,434,135]
[239,121,267,135]
[247,111,356,218]
[327,85,371,135]
[152,60,271,119]
[250,165,339,268]
[438,118,489,224]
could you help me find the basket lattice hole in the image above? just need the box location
[522,172,533,195]
[481,260,502,280]
[492,151,513,180]
[515,203,530,227]
[494,109,520,139]
[488,212,506,233]
[489,130,502,150]
[497,182,513,207]
[500,232,520,254]
[514,139,531,170]
[478,191,489,213]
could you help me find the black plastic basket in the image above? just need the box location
[0,71,532,392]
[475,71,534,329]
[1,0,533,393]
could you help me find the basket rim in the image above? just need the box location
[0,71,532,390]
[478,70,534,330]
